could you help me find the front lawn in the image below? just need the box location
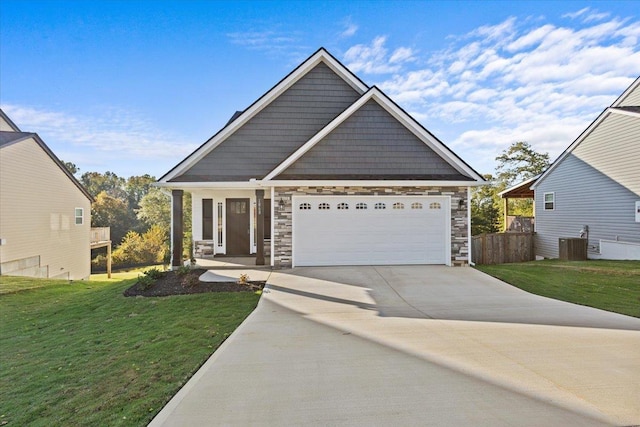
[0,273,260,426]
[475,259,640,318]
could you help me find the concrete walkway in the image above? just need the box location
[149,266,640,426]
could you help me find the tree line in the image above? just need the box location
[63,163,191,270]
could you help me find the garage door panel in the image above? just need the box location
[293,196,449,266]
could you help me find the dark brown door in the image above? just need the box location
[226,198,250,255]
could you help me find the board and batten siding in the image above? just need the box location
[535,112,640,258]
[174,62,361,182]
[0,137,91,279]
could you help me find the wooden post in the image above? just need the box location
[171,189,184,269]
[255,189,265,266]
[107,243,112,279]
[503,197,509,232]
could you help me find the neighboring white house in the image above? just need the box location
[157,48,485,268]
[531,77,640,260]
[0,109,93,279]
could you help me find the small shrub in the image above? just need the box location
[143,268,164,280]
[176,265,191,277]
[181,275,199,288]
[137,274,155,290]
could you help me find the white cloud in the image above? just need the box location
[368,12,640,173]
[340,18,358,38]
[344,36,415,74]
[1,104,198,174]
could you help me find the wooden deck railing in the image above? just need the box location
[91,227,110,244]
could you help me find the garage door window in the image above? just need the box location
[337,202,349,210]
[299,203,311,210]
[374,202,386,209]
[356,202,367,210]
[393,202,404,209]
[412,202,424,209]
[429,202,440,209]
[318,202,330,210]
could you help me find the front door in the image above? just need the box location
[226,198,250,255]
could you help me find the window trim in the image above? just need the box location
[543,192,555,211]
[74,208,84,225]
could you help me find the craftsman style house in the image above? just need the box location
[157,48,485,268]
[0,109,93,279]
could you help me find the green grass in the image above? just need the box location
[0,274,260,426]
[475,259,640,318]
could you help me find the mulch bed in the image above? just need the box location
[123,268,265,297]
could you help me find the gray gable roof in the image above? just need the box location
[171,62,361,182]
[276,99,473,181]
[0,131,35,147]
[0,108,21,131]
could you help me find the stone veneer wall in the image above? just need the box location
[272,186,469,268]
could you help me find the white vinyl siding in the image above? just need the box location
[293,195,449,266]
[0,138,91,279]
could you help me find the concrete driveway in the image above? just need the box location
[149,266,640,426]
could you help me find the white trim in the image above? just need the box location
[266,179,485,187]
[159,49,368,183]
[270,186,275,267]
[609,107,640,119]
[467,187,472,265]
[543,192,555,211]
[74,207,84,225]
[154,182,263,189]
[263,87,484,182]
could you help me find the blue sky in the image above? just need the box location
[1,0,639,178]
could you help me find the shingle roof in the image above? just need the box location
[0,131,35,147]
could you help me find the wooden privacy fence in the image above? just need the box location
[472,232,535,265]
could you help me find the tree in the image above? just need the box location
[471,174,500,235]
[125,174,156,210]
[495,141,550,188]
[494,141,551,228]
[137,188,171,230]
[91,191,134,246]
[80,171,126,200]
[61,161,79,176]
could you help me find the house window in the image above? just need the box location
[393,202,405,209]
[217,202,223,247]
[74,208,84,225]
[299,203,312,210]
[428,202,440,209]
[374,202,386,210]
[356,202,367,210]
[318,203,330,210]
[544,192,555,210]
[337,202,349,210]
[202,199,213,240]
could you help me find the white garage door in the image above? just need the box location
[292,196,450,266]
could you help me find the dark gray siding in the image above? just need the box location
[276,100,472,180]
[172,62,361,182]
[535,112,640,258]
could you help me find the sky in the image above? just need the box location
[1,0,639,179]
